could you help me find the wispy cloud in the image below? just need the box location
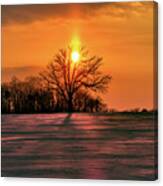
[2,2,154,26]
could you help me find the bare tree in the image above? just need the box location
[40,47,112,112]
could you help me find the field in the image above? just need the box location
[1,113,157,180]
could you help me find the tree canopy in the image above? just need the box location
[40,47,112,112]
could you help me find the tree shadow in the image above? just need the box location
[63,113,72,125]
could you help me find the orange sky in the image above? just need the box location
[1,2,157,110]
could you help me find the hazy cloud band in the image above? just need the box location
[2,2,153,26]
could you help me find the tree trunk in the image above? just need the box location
[67,93,73,112]
[68,99,73,112]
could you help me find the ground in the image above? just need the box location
[1,113,157,180]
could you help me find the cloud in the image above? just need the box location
[1,2,154,26]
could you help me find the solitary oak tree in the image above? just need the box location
[40,47,111,112]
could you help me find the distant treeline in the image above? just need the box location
[109,108,157,114]
[1,76,108,114]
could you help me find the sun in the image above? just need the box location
[71,51,80,63]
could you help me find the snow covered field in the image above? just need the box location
[1,113,157,180]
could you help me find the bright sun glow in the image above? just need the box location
[71,51,80,63]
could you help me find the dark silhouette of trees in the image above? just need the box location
[2,75,154,114]
[1,47,112,114]
[1,83,12,113]
[1,76,55,113]
[1,75,110,114]
[40,47,111,112]
[73,91,108,112]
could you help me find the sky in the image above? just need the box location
[1,1,157,110]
